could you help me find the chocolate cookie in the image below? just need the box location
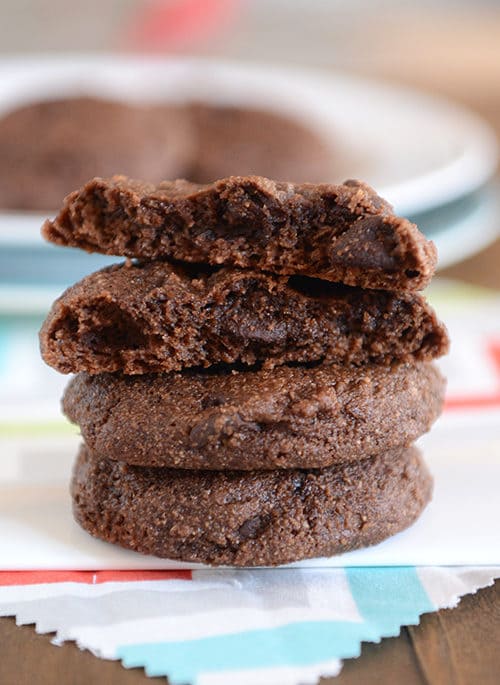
[64,362,445,470]
[39,261,448,375]
[71,445,432,566]
[0,97,193,210]
[186,103,335,184]
[42,175,436,291]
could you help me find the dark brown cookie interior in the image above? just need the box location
[43,174,436,291]
[39,260,449,375]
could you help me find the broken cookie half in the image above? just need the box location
[39,260,448,375]
[43,175,436,291]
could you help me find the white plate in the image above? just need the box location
[0,53,497,245]
[415,183,500,270]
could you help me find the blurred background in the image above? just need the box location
[0,0,498,266]
[1,0,499,137]
[0,0,499,430]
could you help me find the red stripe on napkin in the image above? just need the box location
[0,570,192,586]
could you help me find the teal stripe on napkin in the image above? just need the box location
[119,621,371,682]
[346,566,434,628]
[117,566,434,684]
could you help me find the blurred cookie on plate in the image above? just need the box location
[0,95,337,211]
[0,96,194,210]
[187,103,335,184]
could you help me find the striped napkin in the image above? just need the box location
[1,567,498,684]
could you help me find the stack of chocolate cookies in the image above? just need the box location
[40,175,449,567]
